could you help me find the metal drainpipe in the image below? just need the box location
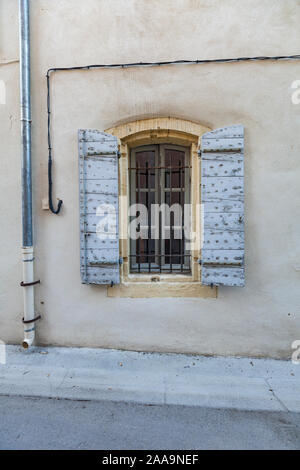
[19,0,37,349]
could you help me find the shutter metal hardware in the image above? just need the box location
[89,261,120,267]
[198,261,243,267]
[203,149,243,154]
[83,152,117,156]
[119,257,123,265]
[22,315,41,324]
[20,280,41,287]
[197,150,202,157]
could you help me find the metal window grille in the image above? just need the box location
[129,144,191,274]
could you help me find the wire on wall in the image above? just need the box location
[46,54,300,214]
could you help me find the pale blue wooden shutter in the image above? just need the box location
[78,130,120,285]
[201,125,245,287]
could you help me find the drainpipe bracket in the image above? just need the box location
[22,314,41,325]
[20,280,40,287]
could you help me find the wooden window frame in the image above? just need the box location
[104,118,217,298]
[130,144,191,274]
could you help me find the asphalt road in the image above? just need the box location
[0,395,300,450]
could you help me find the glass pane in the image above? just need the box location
[164,149,185,189]
[134,190,155,267]
[165,238,181,265]
[135,150,155,189]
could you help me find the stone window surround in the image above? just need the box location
[105,117,217,298]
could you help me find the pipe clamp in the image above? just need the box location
[20,280,40,287]
[22,315,41,325]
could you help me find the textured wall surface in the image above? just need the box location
[0,0,300,357]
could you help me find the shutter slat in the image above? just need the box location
[83,156,118,179]
[84,232,118,249]
[83,266,120,285]
[79,129,120,285]
[202,137,243,152]
[202,266,244,287]
[201,125,245,287]
[202,249,244,265]
[204,213,244,230]
[82,179,118,195]
[79,129,118,142]
[202,152,243,163]
[202,176,243,200]
[203,230,244,250]
[81,249,119,263]
[202,125,244,138]
[202,160,244,177]
[203,200,244,213]
[81,194,118,214]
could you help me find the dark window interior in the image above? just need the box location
[129,144,191,274]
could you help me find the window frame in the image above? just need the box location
[104,118,217,298]
[129,144,191,275]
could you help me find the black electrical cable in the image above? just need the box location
[46,54,300,214]
[47,74,63,214]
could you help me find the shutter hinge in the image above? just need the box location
[197,149,202,157]
[197,259,202,265]
[119,257,123,265]
[117,150,121,159]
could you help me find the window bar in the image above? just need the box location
[169,156,173,273]
[146,161,151,273]
[180,159,184,273]
[130,162,133,272]
[137,160,141,273]
[129,165,189,171]
[159,148,162,274]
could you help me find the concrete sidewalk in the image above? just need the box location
[0,345,299,412]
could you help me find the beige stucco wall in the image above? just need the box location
[1,0,300,357]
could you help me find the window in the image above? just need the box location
[129,145,191,274]
[78,118,244,297]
